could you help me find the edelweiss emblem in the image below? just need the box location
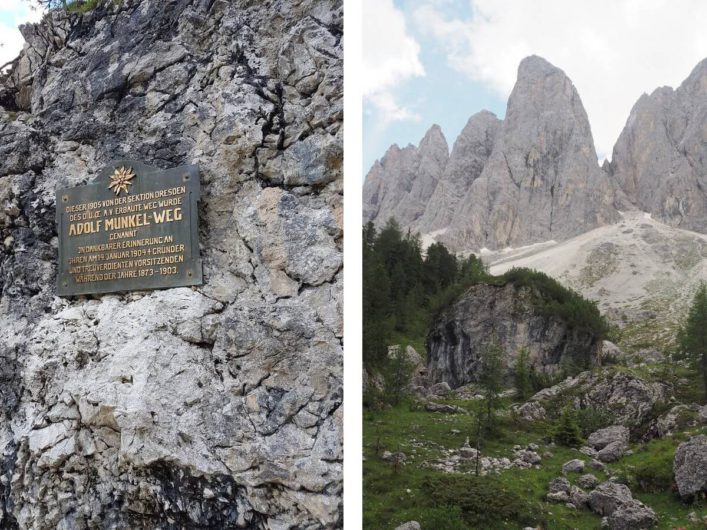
[108,166,136,195]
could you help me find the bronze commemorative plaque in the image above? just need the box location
[56,159,202,296]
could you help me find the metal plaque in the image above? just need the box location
[56,159,202,296]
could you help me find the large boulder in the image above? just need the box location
[645,404,700,440]
[674,435,707,499]
[562,459,585,474]
[588,482,657,530]
[394,522,421,530]
[587,426,629,462]
[427,282,601,387]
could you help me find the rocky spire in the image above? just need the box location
[442,56,618,250]
[363,124,449,228]
[414,110,501,233]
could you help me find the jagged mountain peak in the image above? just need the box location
[517,54,567,79]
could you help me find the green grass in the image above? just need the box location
[607,433,707,529]
[65,0,99,13]
[364,395,707,530]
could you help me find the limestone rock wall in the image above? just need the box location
[0,0,342,528]
[426,283,601,388]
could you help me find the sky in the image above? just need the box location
[0,1,43,70]
[362,0,707,176]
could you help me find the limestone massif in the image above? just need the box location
[0,1,342,528]
[363,55,707,252]
[426,282,601,388]
[608,58,707,232]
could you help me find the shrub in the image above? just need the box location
[554,406,583,447]
[501,267,609,340]
[421,475,539,527]
[576,406,613,437]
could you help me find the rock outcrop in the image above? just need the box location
[0,1,342,528]
[426,282,600,388]
[362,125,448,228]
[609,58,707,232]
[673,435,707,499]
[528,371,670,431]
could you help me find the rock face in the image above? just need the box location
[0,1,342,528]
[442,56,618,250]
[673,435,707,499]
[426,282,600,388]
[362,125,448,228]
[609,58,707,232]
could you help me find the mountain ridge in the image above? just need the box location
[364,54,707,253]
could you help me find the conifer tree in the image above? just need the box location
[479,337,504,429]
[677,282,707,400]
[514,347,533,400]
[555,405,583,447]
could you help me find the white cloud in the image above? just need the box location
[0,1,44,71]
[413,0,707,160]
[363,0,425,125]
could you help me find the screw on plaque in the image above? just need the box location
[183,174,190,181]
[62,195,68,203]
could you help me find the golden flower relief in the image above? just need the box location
[108,166,136,195]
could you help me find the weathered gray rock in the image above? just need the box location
[609,58,707,232]
[562,459,585,474]
[394,521,421,530]
[588,482,635,516]
[512,401,547,421]
[442,56,618,250]
[588,482,657,530]
[548,476,571,495]
[363,125,448,228]
[577,474,600,490]
[699,405,707,424]
[645,404,698,440]
[425,402,466,414]
[673,435,707,499]
[530,371,670,429]
[607,502,658,530]
[569,485,589,508]
[426,283,600,387]
[0,0,343,528]
[587,426,629,462]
